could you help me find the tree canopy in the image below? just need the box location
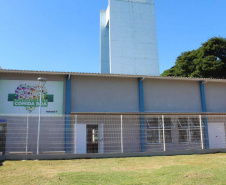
[161,37,226,78]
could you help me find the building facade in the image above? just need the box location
[100,0,159,75]
[0,70,225,157]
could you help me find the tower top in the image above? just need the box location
[113,0,154,4]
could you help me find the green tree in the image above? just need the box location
[161,37,226,78]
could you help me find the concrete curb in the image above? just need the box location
[3,148,226,161]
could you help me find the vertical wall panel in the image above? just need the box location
[205,82,226,112]
[143,79,202,112]
[71,76,139,113]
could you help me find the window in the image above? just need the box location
[146,118,172,144]
[146,118,161,144]
[164,118,173,143]
[178,117,201,143]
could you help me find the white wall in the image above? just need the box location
[109,0,159,75]
[143,79,202,112]
[71,76,139,112]
[71,77,204,113]
[205,82,226,112]
[3,73,226,114]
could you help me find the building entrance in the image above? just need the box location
[208,123,226,149]
[74,123,104,154]
[87,125,98,153]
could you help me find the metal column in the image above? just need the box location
[65,75,71,153]
[138,78,146,152]
[199,81,209,149]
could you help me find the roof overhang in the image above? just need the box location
[1,69,226,83]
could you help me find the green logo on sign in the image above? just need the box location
[8,84,54,113]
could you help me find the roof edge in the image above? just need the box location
[1,69,226,83]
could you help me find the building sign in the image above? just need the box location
[0,80,63,115]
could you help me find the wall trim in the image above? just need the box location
[199,81,209,149]
[65,75,71,153]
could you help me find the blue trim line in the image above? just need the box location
[0,119,7,123]
[199,81,209,149]
[138,78,144,112]
[200,81,207,112]
[65,75,71,153]
[138,78,146,152]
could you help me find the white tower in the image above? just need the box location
[100,0,160,76]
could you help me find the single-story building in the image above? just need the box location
[0,69,226,156]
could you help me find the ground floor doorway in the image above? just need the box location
[74,123,104,154]
[208,123,226,149]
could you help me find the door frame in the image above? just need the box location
[74,123,104,154]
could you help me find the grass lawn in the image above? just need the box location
[0,153,226,185]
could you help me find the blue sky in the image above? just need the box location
[0,0,225,74]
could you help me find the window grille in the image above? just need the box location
[178,117,201,143]
[146,117,172,144]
